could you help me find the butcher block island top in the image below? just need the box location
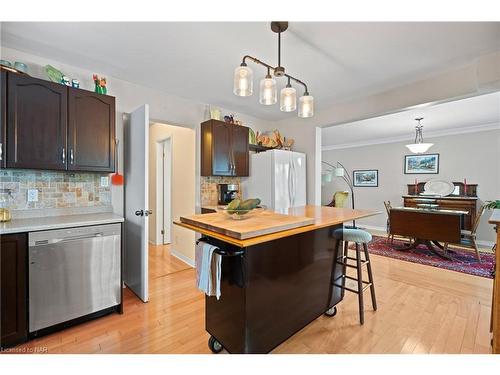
[176,205,379,247]
[180,209,315,240]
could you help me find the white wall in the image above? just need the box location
[149,123,196,261]
[272,52,500,207]
[322,129,500,244]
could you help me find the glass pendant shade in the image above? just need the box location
[280,86,297,112]
[298,95,314,118]
[405,143,434,154]
[259,77,277,105]
[233,65,253,97]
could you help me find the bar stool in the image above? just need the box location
[332,228,377,325]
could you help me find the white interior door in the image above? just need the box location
[162,139,172,244]
[124,104,149,302]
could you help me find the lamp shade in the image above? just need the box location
[233,65,253,97]
[322,173,333,183]
[259,77,277,105]
[405,143,433,154]
[333,167,345,177]
[280,86,297,112]
[298,95,314,118]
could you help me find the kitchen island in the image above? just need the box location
[175,205,379,354]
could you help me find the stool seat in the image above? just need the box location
[333,228,372,243]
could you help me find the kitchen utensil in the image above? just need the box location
[423,180,454,197]
[111,139,124,185]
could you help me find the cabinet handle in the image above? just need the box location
[62,147,66,164]
[70,148,74,165]
[0,142,2,161]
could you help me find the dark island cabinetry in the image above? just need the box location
[201,120,249,177]
[0,233,28,349]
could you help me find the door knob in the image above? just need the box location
[135,210,144,216]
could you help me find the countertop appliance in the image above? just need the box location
[242,149,306,213]
[218,183,239,205]
[28,223,121,334]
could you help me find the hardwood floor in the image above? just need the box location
[15,246,493,354]
[148,243,191,278]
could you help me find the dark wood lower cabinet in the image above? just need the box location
[1,233,28,349]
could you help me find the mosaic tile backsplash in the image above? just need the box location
[200,176,241,206]
[0,169,112,218]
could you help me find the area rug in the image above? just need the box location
[352,236,495,279]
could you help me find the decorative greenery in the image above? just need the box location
[485,200,500,209]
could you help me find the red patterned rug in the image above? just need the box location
[354,236,495,279]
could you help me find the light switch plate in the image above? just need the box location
[100,176,109,187]
[27,189,39,202]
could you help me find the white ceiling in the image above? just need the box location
[321,91,500,148]
[1,22,499,121]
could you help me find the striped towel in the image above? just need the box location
[195,241,222,300]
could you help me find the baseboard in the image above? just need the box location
[170,248,195,268]
[359,225,495,248]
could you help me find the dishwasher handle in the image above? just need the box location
[31,232,104,246]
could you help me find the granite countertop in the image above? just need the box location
[0,212,124,235]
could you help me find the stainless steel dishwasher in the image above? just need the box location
[29,223,121,333]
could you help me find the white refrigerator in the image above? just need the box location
[241,149,306,213]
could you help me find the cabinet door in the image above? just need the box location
[231,126,249,176]
[68,88,115,172]
[1,233,28,349]
[7,73,67,170]
[212,121,232,176]
[1,70,6,168]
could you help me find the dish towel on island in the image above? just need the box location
[195,241,222,300]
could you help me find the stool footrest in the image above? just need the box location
[333,275,373,294]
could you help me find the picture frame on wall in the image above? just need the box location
[404,153,440,174]
[353,169,379,187]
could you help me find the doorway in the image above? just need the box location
[155,137,172,245]
[147,121,195,279]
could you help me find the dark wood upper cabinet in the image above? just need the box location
[1,70,6,168]
[1,233,28,349]
[201,120,249,177]
[0,72,116,172]
[7,73,68,170]
[68,88,115,172]
[231,125,249,176]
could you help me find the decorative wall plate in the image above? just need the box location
[423,179,454,197]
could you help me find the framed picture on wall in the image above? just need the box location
[404,153,439,174]
[353,170,379,187]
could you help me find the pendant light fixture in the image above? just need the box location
[259,67,277,105]
[233,22,313,118]
[405,117,434,154]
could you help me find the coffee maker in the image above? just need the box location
[217,184,239,205]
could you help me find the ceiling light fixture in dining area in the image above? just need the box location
[406,117,434,153]
[233,22,314,118]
